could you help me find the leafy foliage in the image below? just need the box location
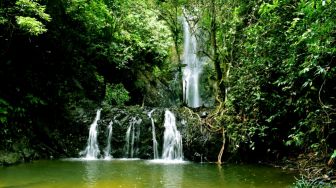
[292,177,334,188]
[0,0,335,166]
[15,16,47,35]
[104,83,130,106]
[223,0,335,156]
[186,0,336,159]
[0,0,51,35]
[0,98,12,125]
[0,0,173,155]
[330,150,336,159]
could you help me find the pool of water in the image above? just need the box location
[0,159,295,188]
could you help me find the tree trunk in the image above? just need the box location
[210,0,225,101]
[174,6,184,105]
[217,128,226,164]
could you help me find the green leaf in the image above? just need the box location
[15,0,51,22]
[0,16,8,25]
[16,16,47,35]
[332,150,336,159]
[25,94,46,105]
[105,83,130,106]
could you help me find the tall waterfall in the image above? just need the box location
[79,109,102,159]
[103,121,113,159]
[162,110,183,160]
[182,17,204,108]
[148,109,159,159]
[124,117,142,158]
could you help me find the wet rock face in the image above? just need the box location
[72,106,220,161]
[0,135,36,166]
[98,107,157,159]
[171,107,221,162]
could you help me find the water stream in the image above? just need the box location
[182,17,205,108]
[148,109,159,159]
[124,117,142,158]
[162,110,183,161]
[103,121,113,159]
[79,109,102,159]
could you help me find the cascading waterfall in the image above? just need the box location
[124,117,142,158]
[103,121,113,159]
[162,110,183,160]
[78,109,186,161]
[148,109,159,159]
[182,17,205,108]
[79,109,101,159]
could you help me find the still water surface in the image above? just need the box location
[0,159,295,188]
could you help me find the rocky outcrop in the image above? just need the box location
[71,105,221,161]
[0,104,221,166]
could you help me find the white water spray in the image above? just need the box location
[182,17,205,108]
[80,109,101,159]
[162,110,183,161]
[148,109,159,159]
[104,121,113,159]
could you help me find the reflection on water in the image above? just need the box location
[83,161,99,188]
[157,164,185,188]
[163,165,184,188]
[0,160,296,188]
[216,164,224,180]
[146,160,187,188]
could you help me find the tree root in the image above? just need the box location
[181,98,227,164]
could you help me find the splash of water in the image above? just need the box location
[79,109,102,159]
[162,110,183,161]
[148,109,159,159]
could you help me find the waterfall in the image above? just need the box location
[182,17,204,108]
[79,109,101,159]
[148,109,159,159]
[162,110,183,160]
[103,121,113,159]
[124,117,142,158]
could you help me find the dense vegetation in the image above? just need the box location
[0,0,335,185]
[207,0,336,163]
[197,0,336,159]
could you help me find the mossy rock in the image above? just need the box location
[0,151,22,166]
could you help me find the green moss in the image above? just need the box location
[0,151,22,166]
